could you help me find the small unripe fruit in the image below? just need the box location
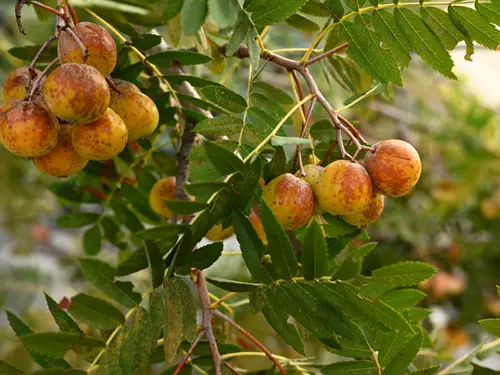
[315,160,372,216]
[43,63,110,124]
[299,164,323,190]
[58,22,117,76]
[249,211,267,245]
[206,224,234,241]
[262,173,315,230]
[72,108,128,160]
[342,193,384,226]
[110,91,159,141]
[364,139,421,197]
[2,67,43,101]
[33,123,88,177]
[149,177,176,219]
[1,100,59,157]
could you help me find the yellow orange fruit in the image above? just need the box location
[299,164,323,191]
[43,63,110,124]
[72,108,128,160]
[315,160,372,216]
[262,173,315,230]
[1,100,59,157]
[206,224,234,241]
[364,139,421,197]
[249,211,267,245]
[58,22,117,76]
[32,123,88,176]
[149,177,177,219]
[2,67,44,102]
[342,193,384,226]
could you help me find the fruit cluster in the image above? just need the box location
[263,139,422,229]
[0,22,159,177]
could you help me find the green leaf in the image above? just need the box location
[30,370,86,375]
[184,181,228,198]
[137,224,186,241]
[260,200,299,280]
[252,81,293,105]
[270,136,311,146]
[384,333,423,375]
[165,0,184,21]
[152,152,177,175]
[145,241,165,288]
[209,0,239,27]
[185,242,223,270]
[479,319,500,337]
[261,292,305,354]
[20,332,104,358]
[322,360,378,375]
[147,51,212,66]
[206,277,262,292]
[79,258,138,308]
[149,292,165,352]
[370,261,437,287]
[117,247,149,276]
[226,10,251,56]
[420,7,464,50]
[99,350,122,375]
[449,6,500,50]
[232,210,275,283]
[6,311,70,369]
[204,141,245,174]
[324,0,344,19]
[165,200,209,214]
[380,289,426,309]
[129,33,162,50]
[310,119,336,142]
[285,14,320,31]
[110,200,144,232]
[162,74,223,88]
[372,10,411,67]
[394,8,456,79]
[44,293,83,334]
[302,220,329,280]
[200,85,247,113]
[410,366,441,375]
[0,361,22,375]
[83,225,101,256]
[322,215,358,238]
[164,278,185,362]
[131,308,153,375]
[248,28,261,72]
[121,184,160,221]
[248,0,310,26]
[476,2,500,27]
[230,157,262,209]
[172,278,197,342]
[340,17,402,85]
[68,293,125,330]
[300,0,332,17]
[181,0,208,34]
[194,116,243,137]
[56,212,99,228]
[8,44,57,62]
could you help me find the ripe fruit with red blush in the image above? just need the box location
[342,193,384,226]
[262,173,315,230]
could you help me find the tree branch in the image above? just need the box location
[172,330,205,375]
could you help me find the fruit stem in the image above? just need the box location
[58,25,89,62]
[26,33,58,94]
[66,0,79,24]
[303,42,348,67]
[27,58,59,100]
[320,140,338,165]
[105,76,120,93]
[15,0,69,35]
[296,96,317,176]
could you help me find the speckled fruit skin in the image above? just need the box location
[1,100,59,157]
[111,79,141,99]
[300,164,323,191]
[110,91,159,141]
[206,224,234,241]
[262,173,315,230]
[364,139,421,197]
[43,63,110,124]
[33,124,88,177]
[342,193,384,226]
[58,22,117,76]
[315,160,373,216]
[149,177,176,219]
[2,67,44,102]
[72,108,128,161]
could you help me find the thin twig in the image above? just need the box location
[296,96,317,176]
[320,140,338,165]
[304,42,348,66]
[193,269,222,375]
[212,310,288,375]
[15,0,68,34]
[67,1,79,24]
[27,33,58,92]
[28,58,59,100]
[338,114,369,144]
[59,26,88,62]
[106,76,120,93]
[291,70,307,119]
[224,361,244,375]
[173,330,205,375]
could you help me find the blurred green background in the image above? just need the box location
[1,0,500,372]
